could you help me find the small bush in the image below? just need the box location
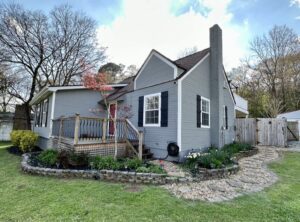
[37,150,58,167]
[89,156,122,170]
[136,166,150,173]
[19,131,38,152]
[124,158,142,170]
[10,130,38,152]
[10,130,26,147]
[148,165,165,174]
[184,142,252,170]
[136,164,165,174]
[223,142,252,155]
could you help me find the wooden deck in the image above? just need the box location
[51,115,143,159]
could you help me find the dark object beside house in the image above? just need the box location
[167,143,179,157]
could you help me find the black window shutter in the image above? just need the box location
[225,106,228,129]
[161,91,168,127]
[40,102,43,127]
[138,96,144,127]
[197,95,201,128]
[45,99,49,127]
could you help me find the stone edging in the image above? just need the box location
[191,147,259,180]
[193,164,240,180]
[21,154,181,185]
[21,147,259,184]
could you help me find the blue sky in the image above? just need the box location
[4,0,300,70]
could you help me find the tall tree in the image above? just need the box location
[98,62,124,83]
[0,3,105,127]
[233,25,300,117]
[98,63,138,83]
[0,66,15,112]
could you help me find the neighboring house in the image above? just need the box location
[0,112,14,141]
[234,93,248,118]
[30,24,239,161]
[277,110,300,140]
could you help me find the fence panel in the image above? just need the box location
[235,118,257,145]
[287,121,299,141]
[235,118,287,147]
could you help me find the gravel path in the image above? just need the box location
[162,147,282,202]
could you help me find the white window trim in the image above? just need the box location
[143,92,161,127]
[201,97,210,128]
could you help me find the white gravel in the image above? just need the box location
[162,146,283,202]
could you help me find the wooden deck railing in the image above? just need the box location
[52,114,143,159]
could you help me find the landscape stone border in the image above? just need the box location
[21,154,176,185]
[188,147,258,180]
[21,147,259,184]
[193,165,240,180]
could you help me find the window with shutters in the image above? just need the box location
[201,97,210,128]
[143,93,161,126]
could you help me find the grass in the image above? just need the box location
[0,142,300,221]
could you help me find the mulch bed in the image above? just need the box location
[7,146,42,156]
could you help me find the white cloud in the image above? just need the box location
[97,0,250,70]
[295,16,300,19]
[290,0,300,7]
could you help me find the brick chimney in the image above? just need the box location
[209,24,224,147]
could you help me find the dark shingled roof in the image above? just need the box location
[100,76,135,103]
[174,48,210,72]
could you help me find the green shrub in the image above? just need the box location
[184,142,252,170]
[37,150,58,167]
[124,158,142,170]
[136,164,165,174]
[148,165,165,174]
[223,142,252,155]
[10,130,38,152]
[19,131,39,152]
[89,156,122,170]
[136,166,150,173]
[10,130,26,147]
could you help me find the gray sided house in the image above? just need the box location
[30,24,239,161]
[30,85,126,149]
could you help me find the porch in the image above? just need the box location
[51,114,149,160]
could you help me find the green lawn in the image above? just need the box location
[0,142,299,222]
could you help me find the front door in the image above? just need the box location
[108,103,116,135]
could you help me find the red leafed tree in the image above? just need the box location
[83,72,120,159]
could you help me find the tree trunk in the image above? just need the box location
[13,103,31,130]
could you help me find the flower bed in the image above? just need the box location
[21,153,182,185]
[183,143,256,179]
[29,149,165,173]
[21,144,259,184]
